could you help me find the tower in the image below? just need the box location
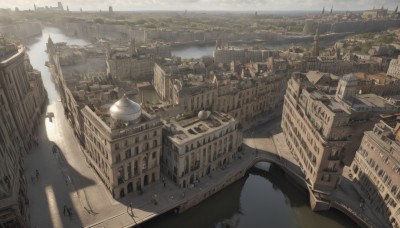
[215,38,222,49]
[129,38,136,57]
[336,74,358,104]
[330,6,333,15]
[312,24,320,57]
[109,6,113,13]
[322,7,325,14]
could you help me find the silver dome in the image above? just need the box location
[110,95,142,122]
[198,110,210,120]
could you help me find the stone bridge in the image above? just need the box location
[242,131,386,228]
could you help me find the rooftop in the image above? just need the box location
[0,37,21,64]
[162,111,236,144]
[353,94,400,112]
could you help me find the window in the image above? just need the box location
[125,149,132,159]
[152,152,156,159]
[116,154,121,163]
[115,143,119,150]
[153,131,157,136]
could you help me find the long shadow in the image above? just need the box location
[25,104,96,228]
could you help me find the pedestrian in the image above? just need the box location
[67,207,72,218]
[129,202,132,213]
[31,175,35,184]
[35,169,40,181]
[163,181,166,188]
[63,205,67,216]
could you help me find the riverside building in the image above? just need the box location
[82,95,162,199]
[350,119,400,227]
[281,72,400,210]
[161,111,242,188]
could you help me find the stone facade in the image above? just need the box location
[155,60,290,125]
[81,98,163,199]
[0,38,46,227]
[350,121,400,228]
[387,56,400,79]
[213,47,279,64]
[106,40,171,81]
[161,111,241,188]
[281,72,400,208]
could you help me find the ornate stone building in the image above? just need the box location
[387,56,400,79]
[106,39,171,81]
[161,111,241,188]
[0,37,46,227]
[213,47,279,65]
[350,120,400,228]
[281,72,400,210]
[82,95,162,199]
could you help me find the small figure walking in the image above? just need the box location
[31,175,35,184]
[63,205,67,216]
[35,169,40,181]
[67,207,72,219]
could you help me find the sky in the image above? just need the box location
[4,0,400,12]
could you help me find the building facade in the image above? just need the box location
[213,47,279,64]
[161,111,242,188]
[0,38,46,227]
[82,95,162,199]
[281,72,400,210]
[350,121,400,228]
[387,56,400,79]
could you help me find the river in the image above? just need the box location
[171,40,336,59]
[26,27,356,228]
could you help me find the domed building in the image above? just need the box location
[81,94,163,199]
[110,94,142,125]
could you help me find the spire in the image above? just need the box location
[395,5,398,13]
[48,35,53,44]
[322,7,325,14]
[312,24,320,57]
[330,5,333,14]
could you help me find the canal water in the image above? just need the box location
[26,27,356,228]
[141,164,357,228]
[171,40,336,59]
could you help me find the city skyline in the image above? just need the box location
[4,0,400,12]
